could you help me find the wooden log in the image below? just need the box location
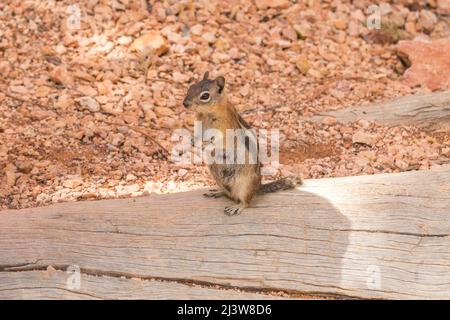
[309,90,450,130]
[0,165,449,299]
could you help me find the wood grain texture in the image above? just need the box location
[309,91,450,130]
[1,165,449,299]
[0,270,285,300]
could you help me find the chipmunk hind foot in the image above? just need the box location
[224,205,243,216]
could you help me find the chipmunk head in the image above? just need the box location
[183,72,225,112]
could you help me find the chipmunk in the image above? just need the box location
[183,72,302,215]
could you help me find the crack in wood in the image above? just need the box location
[0,264,359,300]
[32,225,449,239]
[309,227,450,238]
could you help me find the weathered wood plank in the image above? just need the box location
[0,165,449,299]
[309,91,450,130]
[0,270,286,300]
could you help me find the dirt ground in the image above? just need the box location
[0,0,449,210]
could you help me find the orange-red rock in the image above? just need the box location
[396,39,450,91]
[50,66,73,86]
[254,0,290,10]
[130,32,169,57]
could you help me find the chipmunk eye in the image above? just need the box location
[199,91,211,102]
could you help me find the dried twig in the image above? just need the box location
[127,125,171,158]
[100,119,171,159]
[1,89,50,110]
[1,88,170,159]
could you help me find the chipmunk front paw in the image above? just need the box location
[203,191,225,198]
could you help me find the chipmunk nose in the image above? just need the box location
[183,99,190,108]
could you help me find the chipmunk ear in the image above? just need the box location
[215,76,225,94]
[203,71,209,80]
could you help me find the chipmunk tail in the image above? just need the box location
[259,175,303,194]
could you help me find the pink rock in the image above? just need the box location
[0,61,11,77]
[239,85,250,97]
[254,0,290,10]
[63,175,83,189]
[202,32,216,44]
[352,131,377,146]
[154,106,174,117]
[322,116,337,126]
[437,0,450,13]
[396,38,450,91]
[419,10,437,32]
[442,147,450,157]
[9,85,28,95]
[130,32,169,57]
[77,96,100,113]
[50,66,73,86]
[5,164,17,189]
[332,19,347,30]
[339,126,353,134]
[394,159,409,170]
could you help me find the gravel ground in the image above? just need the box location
[0,0,449,210]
